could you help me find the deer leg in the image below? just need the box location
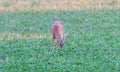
[52,34,55,47]
[52,34,56,52]
[58,41,60,48]
[57,40,62,48]
[52,39,55,47]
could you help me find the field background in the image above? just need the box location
[0,0,120,12]
[0,0,120,72]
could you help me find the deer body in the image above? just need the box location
[51,21,66,48]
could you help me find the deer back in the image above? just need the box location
[51,21,64,40]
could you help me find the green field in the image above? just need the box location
[0,0,120,72]
[0,10,120,72]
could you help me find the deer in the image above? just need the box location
[51,21,67,48]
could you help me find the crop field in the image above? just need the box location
[0,0,120,72]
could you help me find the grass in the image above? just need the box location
[0,9,120,72]
[0,0,120,12]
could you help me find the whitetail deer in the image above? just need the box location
[51,21,67,48]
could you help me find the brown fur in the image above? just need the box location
[51,21,66,48]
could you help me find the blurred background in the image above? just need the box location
[0,0,120,72]
[0,0,120,12]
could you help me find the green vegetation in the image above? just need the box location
[0,9,120,72]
